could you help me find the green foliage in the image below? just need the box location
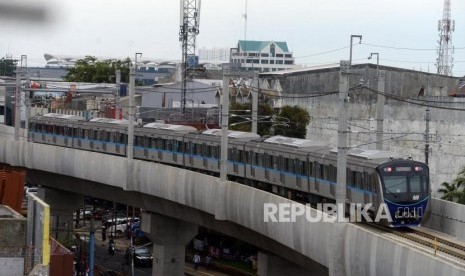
[229,101,274,136]
[274,105,310,139]
[438,166,465,204]
[64,56,131,83]
[0,58,17,76]
[229,102,310,138]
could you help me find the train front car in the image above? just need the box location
[376,160,430,227]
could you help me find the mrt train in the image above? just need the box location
[28,113,430,227]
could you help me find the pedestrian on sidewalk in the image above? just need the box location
[101,225,106,242]
[193,252,201,270]
[206,254,211,270]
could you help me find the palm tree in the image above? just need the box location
[438,182,462,202]
[438,166,465,204]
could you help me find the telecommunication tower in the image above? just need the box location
[436,0,455,76]
[179,0,201,115]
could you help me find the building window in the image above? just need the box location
[285,54,292,58]
[270,44,275,57]
[276,54,283,58]
[261,60,269,64]
[261,53,269,57]
[276,60,284,64]
[284,60,293,65]
[270,60,275,64]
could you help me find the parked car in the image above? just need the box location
[104,217,139,236]
[125,246,153,267]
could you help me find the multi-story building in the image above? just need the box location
[229,40,297,72]
[197,47,230,62]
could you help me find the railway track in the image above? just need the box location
[368,224,465,261]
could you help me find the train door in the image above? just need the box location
[279,155,285,183]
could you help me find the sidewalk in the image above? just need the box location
[93,227,232,275]
[184,262,230,276]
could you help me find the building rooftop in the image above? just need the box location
[238,40,289,53]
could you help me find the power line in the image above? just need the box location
[362,42,465,51]
[361,86,465,111]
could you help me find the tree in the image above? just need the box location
[64,56,131,83]
[274,105,310,139]
[438,166,465,204]
[0,58,17,76]
[229,101,274,136]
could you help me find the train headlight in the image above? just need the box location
[384,167,393,172]
[414,166,423,171]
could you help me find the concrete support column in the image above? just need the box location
[141,212,198,276]
[39,187,83,241]
[257,252,318,276]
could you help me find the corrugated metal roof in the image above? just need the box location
[238,40,289,53]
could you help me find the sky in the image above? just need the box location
[1,0,464,76]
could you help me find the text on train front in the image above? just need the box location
[376,160,430,227]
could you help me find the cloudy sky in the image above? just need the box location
[1,0,464,76]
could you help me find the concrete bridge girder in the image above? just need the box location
[1,126,465,276]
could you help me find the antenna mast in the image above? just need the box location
[436,0,455,76]
[179,0,201,115]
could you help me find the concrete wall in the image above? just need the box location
[1,125,464,275]
[280,93,465,197]
[424,198,465,240]
[262,64,460,195]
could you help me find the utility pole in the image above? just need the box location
[126,66,136,191]
[89,218,95,276]
[251,70,258,134]
[424,108,431,165]
[21,55,30,141]
[14,65,21,141]
[115,69,121,119]
[215,72,229,220]
[336,60,350,215]
[376,70,386,150]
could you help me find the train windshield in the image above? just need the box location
[378,162,429,203]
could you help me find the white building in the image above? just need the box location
[229,40,298,72]
[197,47,230,62]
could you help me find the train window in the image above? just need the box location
[209,145,216,158]
[322,165,328,180]
[409,175,421,193]
[203,144,210,157]
[295,159,303,175]
[96,130,102,140]
[315,162,321,178]
[191,143,196,154]
[308,162,314,177]
[287,158,294,173]
[228,149,233,161]
[171,140,178,152]
[196,144,202,155]
[240,150,246,163]
[329,164,337,182]
[355,172,363,189]
[363,172,370,191]
[272,155,278,169]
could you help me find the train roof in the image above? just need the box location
[202,129,260,140]
[143,122,197,133]
[41,113,85,121]
[330,148,401,160]
[263,135,326,148]
[89,118,129,125]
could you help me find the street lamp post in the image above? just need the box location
[349,35,362,68]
